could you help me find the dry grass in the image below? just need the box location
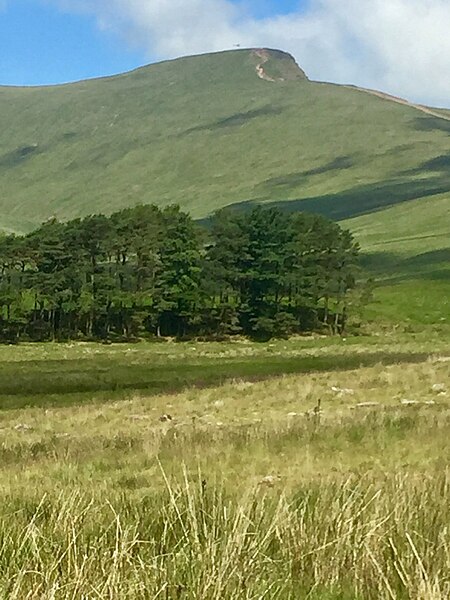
[0,348,448,598]
[0,471,448,599]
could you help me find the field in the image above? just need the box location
[0,334,449,598]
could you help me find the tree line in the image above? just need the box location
[0,204,364,342]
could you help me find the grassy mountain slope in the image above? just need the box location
[1,49,449,239]
[341,194,449,328]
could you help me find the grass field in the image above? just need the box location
[0,335,448,598]
[364,280,450,327]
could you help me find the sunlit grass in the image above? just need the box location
[0,332,448,409]
[0,469,448,599]
[0,337,448,597]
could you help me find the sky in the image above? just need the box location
[1,0,449,107]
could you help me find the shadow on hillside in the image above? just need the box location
[403,153,450,176]
[359,252,401,273]
[377,269,450,285]
[256,156,354,191]
[415,116,450,134]
[421,154,450,171]
[222,174,450,221]
[0,145,41,169]
[362,249,450,271]
[180,105,284,135]
[360,249,450,283]
[402,248,450,267]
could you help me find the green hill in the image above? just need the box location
[1,48,449,234]
[1,48,449,324]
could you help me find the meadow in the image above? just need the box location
[0,333,448,598]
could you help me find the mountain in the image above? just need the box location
[0,48,449,294]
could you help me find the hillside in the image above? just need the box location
[0,49,449,232]
[1,48,449,325]
[1,49,310,231]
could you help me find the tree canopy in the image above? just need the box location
[0,205,362,342]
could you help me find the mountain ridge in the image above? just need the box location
[0,48,305,89]
[345,84,450,122]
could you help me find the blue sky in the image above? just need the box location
[0,0,449,107]
[0,0,146,85]
[0,0,306,85]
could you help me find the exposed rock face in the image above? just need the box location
[251,48,309,83]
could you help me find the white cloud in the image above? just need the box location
[49,0,450,107]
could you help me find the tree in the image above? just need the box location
[153,206,202,337]
[0,204,364,342]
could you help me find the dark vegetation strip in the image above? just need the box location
[0,350,431,410]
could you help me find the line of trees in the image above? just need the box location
[0,205,364,342]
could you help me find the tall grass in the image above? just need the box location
[0,341,448,598]
[0,409,448,598]
[0,468,448,599]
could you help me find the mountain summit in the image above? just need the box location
[248,48,308,82]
